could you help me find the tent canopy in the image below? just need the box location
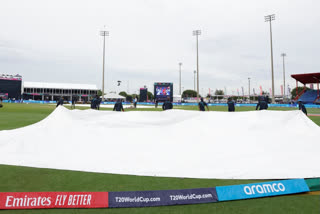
[101,93,125,99]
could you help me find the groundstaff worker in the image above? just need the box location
[298,101,307,115]
[162,97,173,110]
[56,97,64,107]
[71,96,77,109]
[134,97,138,108]
[113,99,124,112]
[256,96,268,110]
[227,98,235,112]
[90,97,96,109]
[198,98,209,111]
[96,95,101,110]
[155,99,159,108]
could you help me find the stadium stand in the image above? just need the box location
[291,73,320,103]
[298,90,319,104]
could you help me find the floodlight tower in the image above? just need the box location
[281,53,287,100]
[265,14,276,103]
[194,70,196,91]
[100,29,109,102]
[179,62,182,96]
[193,30,201,102]
[248,77,251,103]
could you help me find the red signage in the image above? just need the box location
[0,192,108,209]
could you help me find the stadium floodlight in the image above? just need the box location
[179,62,182,96]
[248,78,251,103]
[281,53,287,100]
[100,29,109,102]
[265,14,276,103]
[194,70,196,91]
[193,30,201,102]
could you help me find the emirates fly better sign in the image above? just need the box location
[0,192,108,209]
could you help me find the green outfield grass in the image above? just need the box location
[0,103,319,214]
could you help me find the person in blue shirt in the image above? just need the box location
[298,101,307,115]
[56,97,64,107]
[162,97,173,110]
[96,95,101,110]
[155,99,159,108]
[256,96,268,110]
[71,96,77,109]
[91,97,96,109]
[227,98,235,112]
[198,98,209,111]
[113,99,124,112]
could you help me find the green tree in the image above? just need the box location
[97,90,102,96]
[126,95,133,102]
[119,91,127,97]
[147,91,154,100]
[291,86,310,99]
[132,94,139,100]
[182,90,197,98]
[214,89,224,95]
[214,89,224,100]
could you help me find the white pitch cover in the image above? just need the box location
[0,106,319,179]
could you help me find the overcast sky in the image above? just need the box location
[1,0,320,96]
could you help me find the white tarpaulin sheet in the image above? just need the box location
[0,106,319,179]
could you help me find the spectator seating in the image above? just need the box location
[298,90,319,104]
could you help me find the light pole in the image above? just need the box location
[281,53,286,101]
[248,77,251,103]
[100,29,109,102]
[193,30,201,102]
[194,70,196,91]
[179,62,182,96]
[265,14,276,103]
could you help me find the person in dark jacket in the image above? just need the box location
[113,99,124,112]
[71,96,77,109]
[256,96,268,110]
[198,98,209,111]
[96,96,101,110]
[162,98,173,110]
[155,99,159,108]
[91,97,96,109]
[134,97,138,108]
[56,97,64,107]
[227,98,235,112]
[298,101,307,115]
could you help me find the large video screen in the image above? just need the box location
[156,86,171,96]
[0,79,22,99]
[154,82,173,101]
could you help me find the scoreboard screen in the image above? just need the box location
[154,82,173,102]
[0,79,22,99]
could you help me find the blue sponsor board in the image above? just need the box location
[216,179,310,201]
[108,188,218,208]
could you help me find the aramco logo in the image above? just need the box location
[243,183,286,195]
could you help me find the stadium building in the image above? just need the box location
[0,74,98,101]
[23,82,98,101]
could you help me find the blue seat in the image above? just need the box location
[298,90,318,104]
